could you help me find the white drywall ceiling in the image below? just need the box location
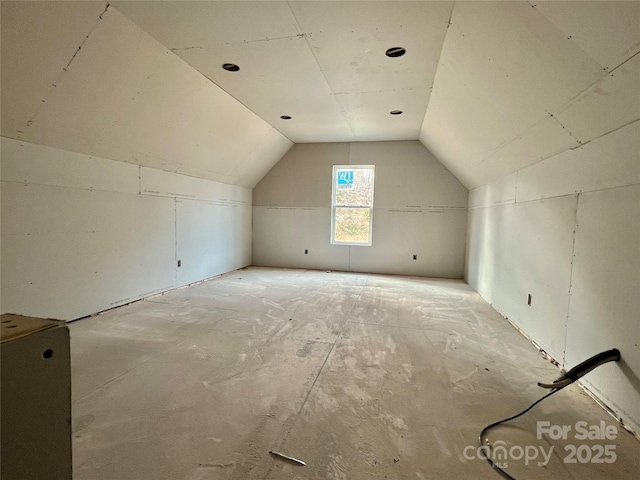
[420,1,640,188]
[112,1,453,144]
[1,2,292,188]
[112,0,640,188]
[2,1,639,188]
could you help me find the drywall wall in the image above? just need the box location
[253,141,468,277]
[1,2,292,188]
[1,138,251,321]
[466,120,640,433]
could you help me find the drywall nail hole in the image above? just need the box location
[222,63,240,72]
[386,47,406,57]
[527,294,532,306]
[280,115,292,120]
[390,110,403,115]
[304,249,308,254]
[42,349,53,359]
[413,254,417,260]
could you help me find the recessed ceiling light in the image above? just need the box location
[390,110,403,115]
[385,47,406,58]
[280,115,292,120]
[222,63,240,72]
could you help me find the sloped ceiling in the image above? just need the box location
[112,1,453,143]
[420,1,640,188]
[0,1,293,188]
[2,1,639,189]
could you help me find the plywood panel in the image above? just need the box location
[565,185,640,433]
[176,199,251,286]
[0,182,176,321]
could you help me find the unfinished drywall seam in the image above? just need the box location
[113,13,296,147]
[554,50,640,114]
[569,118,640,151]
[174,198,178,286]
[468,184,640,211]
[527,2,608,73]
[419,1,456,136]
[562,193,580,367]
[285,3,356,140]
[466,112,573,177]
[548,111,582,146]
[64,4,110,72]
[26,3,110,128]
[599,46,640,75]
[0,179,127,196]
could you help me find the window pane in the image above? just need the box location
[335,168,374,206]
[334,207,370,244]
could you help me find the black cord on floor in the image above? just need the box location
[478,386,567,480]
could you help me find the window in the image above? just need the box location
[331,165,375,246]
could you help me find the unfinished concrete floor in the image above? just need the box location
[70,267,639,479]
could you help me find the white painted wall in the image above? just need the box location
[1,138,251,321]
[253,141,468,277]
[466,121,640,433]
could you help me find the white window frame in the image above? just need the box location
[331,165,375,246]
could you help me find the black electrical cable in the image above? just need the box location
[478,349,620,480]
[477,386,566,480]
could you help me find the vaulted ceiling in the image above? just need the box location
[2,1,639,189]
